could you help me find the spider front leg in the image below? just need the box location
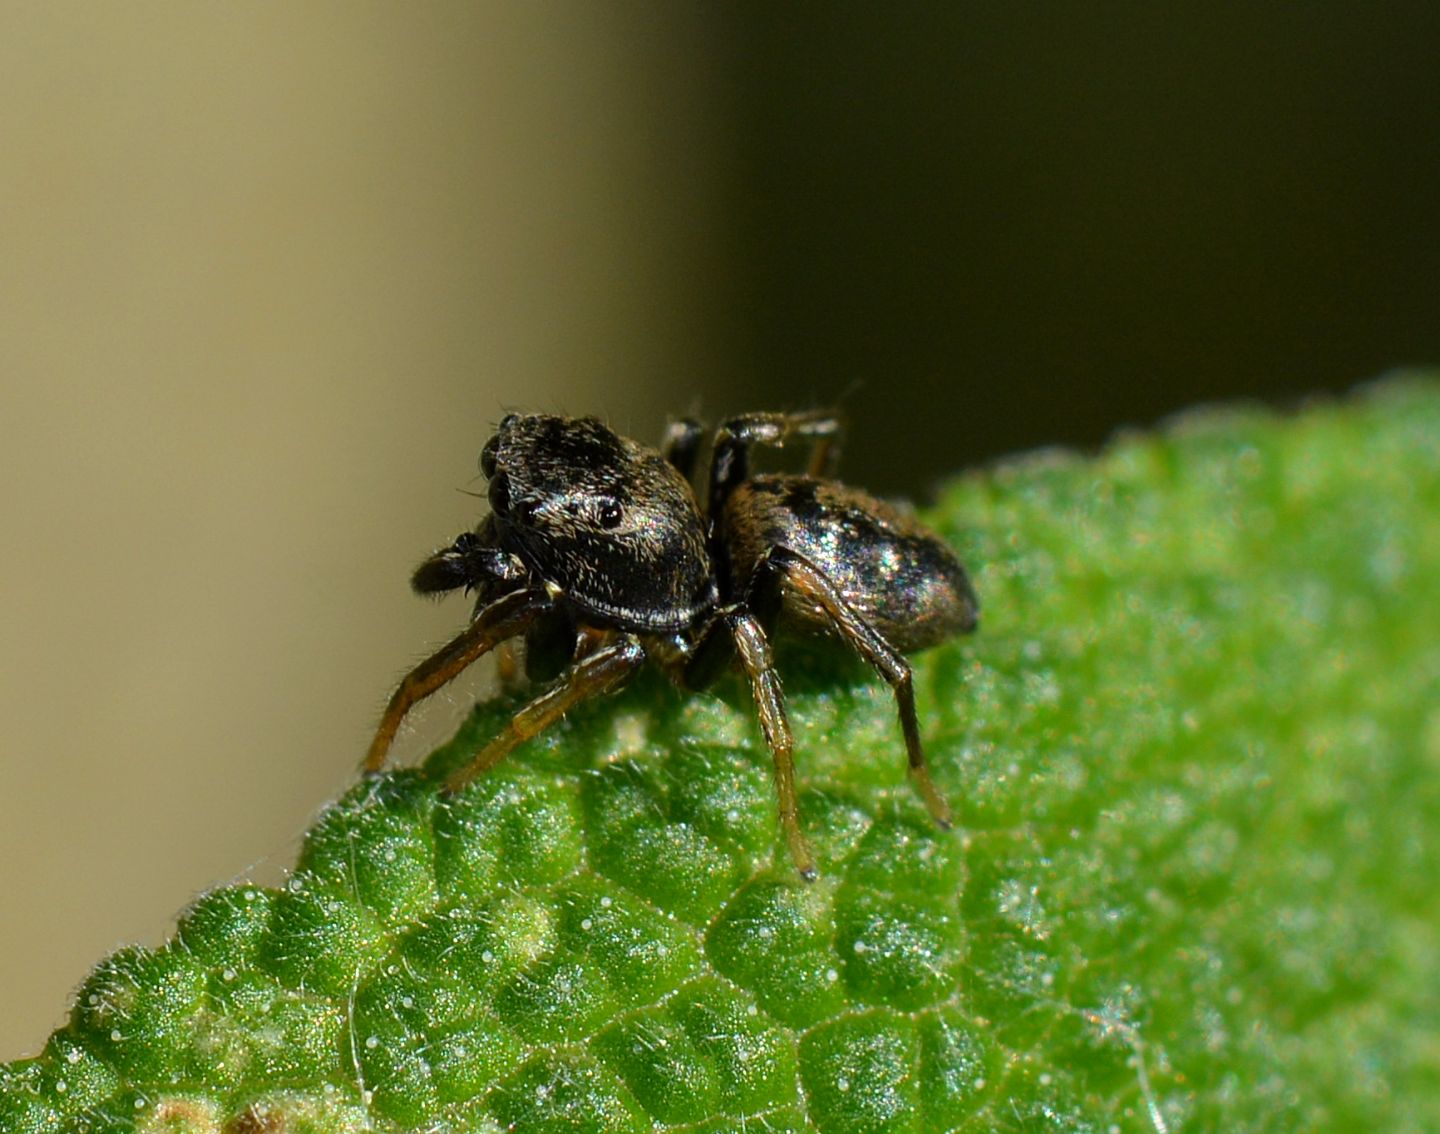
[756,547,954,828]
[363,588,552,774]
[708,410,845,516]
[660,416,705,483]
[445,635,647,791]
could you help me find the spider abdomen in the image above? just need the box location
[721,475,979,652]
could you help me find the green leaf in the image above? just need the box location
[4,375,1437,1132]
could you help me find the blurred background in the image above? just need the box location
[2,3,1437,1058]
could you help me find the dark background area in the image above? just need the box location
[710,4,1440,493]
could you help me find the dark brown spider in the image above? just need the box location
[363,411,978,878]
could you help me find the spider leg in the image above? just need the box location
[708,410,845,516]
[660,416,705,483]
[693,606,816,880]
[444,635,647,792]
[494,639,523,690]
[801,418,845,479]
[760,547,954,829]
[362,587,551,774]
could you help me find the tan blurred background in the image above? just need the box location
[0,3,736,1056]
[4,4,1439,1058]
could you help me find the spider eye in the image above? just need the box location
[480,437,499,478]
[598,499,623,529]
[488,472,510,515]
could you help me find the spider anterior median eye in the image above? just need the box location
[599,500,623,528]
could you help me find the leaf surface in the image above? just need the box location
[3,377,1437,1133]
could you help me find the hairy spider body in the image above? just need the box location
[365,410,979,878]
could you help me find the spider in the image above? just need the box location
[363,410,979,878]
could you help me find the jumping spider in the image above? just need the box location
[364,410,979,878]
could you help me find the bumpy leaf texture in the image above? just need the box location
[3,377,1437,1133]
